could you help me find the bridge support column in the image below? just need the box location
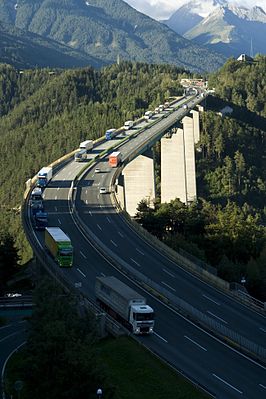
[161,129,187,203]
[182,116,197,203]
[197,104,204,113]
[122,150,155,216]
[190,110,200,144]
[115,174,125,210]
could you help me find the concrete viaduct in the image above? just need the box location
[117,105,204,216]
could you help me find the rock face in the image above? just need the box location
[164,0,266,57]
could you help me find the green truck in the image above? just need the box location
[45,227,73,267]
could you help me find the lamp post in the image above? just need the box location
[96,388,103,398]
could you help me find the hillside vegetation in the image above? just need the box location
[0,61,185,263]
[0,0,225,72]
[0,20,103,69]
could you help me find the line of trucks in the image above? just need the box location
[30,165,54,230]
[29,161,155,334]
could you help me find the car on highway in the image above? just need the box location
[99,187,107,194]
[95,168,101,173]
[5,293,22,298]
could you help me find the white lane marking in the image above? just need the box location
[110,240,118,247]
[161,281,176,292]
[55,196,57,200]
[89,211,92,216]
[163,268,176,278]
[153,331,168,343]
[97,224,102,231]
[136,248,145,256]
[259,327,266,333]
[0,324,12,330]
[77,268,86,278]
[212,374,243,394]
[58,219,61,225]
[203,294,221,306]
[184,335,207,351]
[101,272,106,277]
[80,251,87,259]
[118,231,124,238]
[106,217,111,223]
[0,331,20,343]
[130,258,141,267]
[259,384,266,389]
[55,206,57,211]
[207,311,228,324]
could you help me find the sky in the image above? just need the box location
[124,0,266,20]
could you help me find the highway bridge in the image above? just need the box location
[22,94,266,399]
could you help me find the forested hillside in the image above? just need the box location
[0,61,185,263]
[0,20,103,69]
[0,0,224,72]
[209,55,266,117]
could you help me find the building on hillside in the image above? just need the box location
[237,54,254,62]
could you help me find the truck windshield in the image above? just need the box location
[134,312,154,321]
[59,249,73,256]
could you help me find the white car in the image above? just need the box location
[99,187,107,194]
[95,168,101,173]
[5,293,22,298]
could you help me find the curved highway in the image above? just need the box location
[27,96,266,398]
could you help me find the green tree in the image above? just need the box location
[21,280,115,399]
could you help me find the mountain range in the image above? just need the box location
[0,0,224,72]
[164,0,266,57]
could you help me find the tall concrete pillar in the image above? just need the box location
[161,129,187,203]
[190,110,200,144]
[123,150,155,216]
[197,104,204,113]
[115,174,125,210]
[182,116,197,203]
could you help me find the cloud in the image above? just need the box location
[124,0,266,20]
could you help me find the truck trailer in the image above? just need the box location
[37,167,53,188]
[108,151,122,168]
[79,140,93,152]
[95,276,154,334]
[45,227,73,267]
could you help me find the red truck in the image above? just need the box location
[109,151,122,167]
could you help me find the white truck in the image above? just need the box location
[79,140,93,153]
[144,111,153,121]
[30,187,43,202]
[124,120,134,130]
[37,166,53,188]
[95,276,154,335]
